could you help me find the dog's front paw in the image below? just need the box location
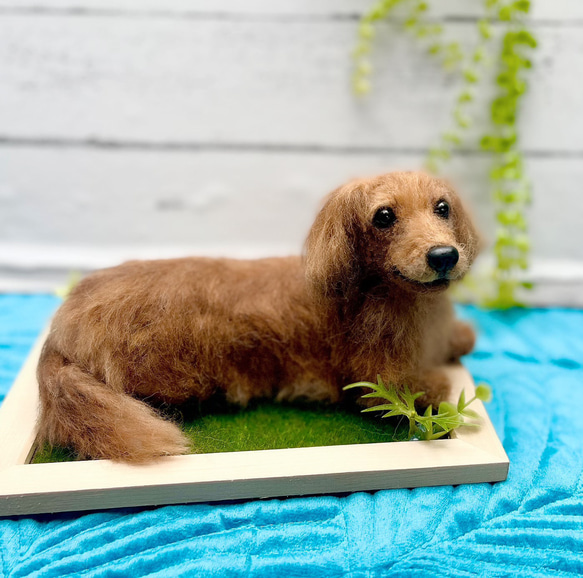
[411,368,451,408]
[449,320,476,360]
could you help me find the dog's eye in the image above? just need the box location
[372,207,397,229]
[434,200,450,219]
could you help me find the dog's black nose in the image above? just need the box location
[427,246,459,276]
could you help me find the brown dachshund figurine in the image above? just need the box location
[37,172,479,462]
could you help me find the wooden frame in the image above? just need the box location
[0,331,509,517]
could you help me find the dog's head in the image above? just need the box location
[304,171,480,299]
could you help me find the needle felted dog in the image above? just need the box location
[37,171,479,462]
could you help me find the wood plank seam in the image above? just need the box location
[0,6,581,26]
[1,137,582,157]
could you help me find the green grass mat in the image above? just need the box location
[32,401,409,464]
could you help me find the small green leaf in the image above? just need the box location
[457,389,466,411]
[478,19,492,40]
[513,0,531,14]
[357,60,373,75]
[353,78,371,96]
[458,90,474,104]
[361,404,396,413]
[463,69,479,84]
[443,132,462,146]
[415,25,430,39]
[343,381,377,391]
[361,391,387,398]
[382,410,405,419]
[427,430,449,440]
[498,6,512,21]
[438,401,458,416]
[424,419,433,439]
[475,384,493,402]
[460,408,480,420]
[358,22,375,40]
[516,30,537,48]
[480,136,495,151]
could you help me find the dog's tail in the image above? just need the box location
[36,345,191,463]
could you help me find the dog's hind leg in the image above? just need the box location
[37,349,190,462]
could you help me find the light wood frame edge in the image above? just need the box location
[0,331,509,517]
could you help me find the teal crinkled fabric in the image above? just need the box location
[1,295,582,577]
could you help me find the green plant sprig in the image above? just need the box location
[481,1,537,308]
[344,376,492,441]
[425,0,500,173]
[353,0,411,95]
[353,0,468,97]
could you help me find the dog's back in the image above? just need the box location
[36,255,327,461]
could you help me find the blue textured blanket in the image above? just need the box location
[1,295,582,577]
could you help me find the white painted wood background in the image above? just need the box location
[0,0,582,303]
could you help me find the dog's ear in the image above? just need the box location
[304,181,366,300]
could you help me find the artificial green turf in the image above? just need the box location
[31,401,409,464]
[33,444,79,464]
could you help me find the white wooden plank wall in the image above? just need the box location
[0,0,582,303]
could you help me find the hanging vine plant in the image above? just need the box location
[352,0,537,308]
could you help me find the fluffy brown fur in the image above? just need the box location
[37,172,479,462]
